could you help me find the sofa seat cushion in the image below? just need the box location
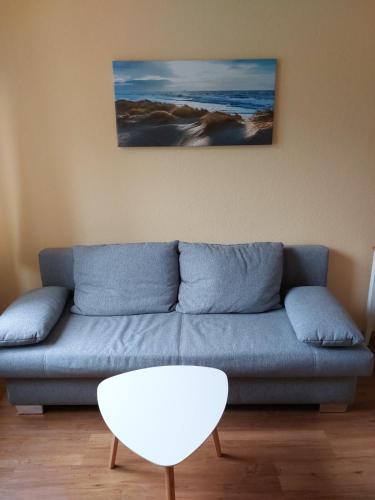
[0,308,372,379]
[179,310,373,377]
[0,306,181,378]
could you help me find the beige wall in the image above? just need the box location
[0,0,374,325]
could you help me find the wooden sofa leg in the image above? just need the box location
[319,403,348,413]
[16,405,44,415]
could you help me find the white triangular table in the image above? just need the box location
[97,366,228,499]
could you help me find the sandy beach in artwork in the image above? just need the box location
[112,59,276,147]
[115,99,273,147]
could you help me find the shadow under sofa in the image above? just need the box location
[0,244,373,413]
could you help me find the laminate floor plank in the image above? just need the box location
[1,374,375,499]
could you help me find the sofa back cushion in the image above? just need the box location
[71,242,179,316]
[39,244,329,292]
[176,242,283,314]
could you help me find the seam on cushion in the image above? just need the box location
[0,337,36,345]
[314,332,355,342]
[303,339,354,344]
[43,351,47,376]
[178,313,183,365]
[311,347,316,376]
[0,332,38,345]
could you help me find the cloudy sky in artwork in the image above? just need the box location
[113,59,276,93]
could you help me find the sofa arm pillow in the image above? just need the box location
[284,286,364,346]
[177,241,283,314]
[0,286,69,347]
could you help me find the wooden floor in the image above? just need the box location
[1,376,375,500]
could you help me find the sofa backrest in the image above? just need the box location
[38,244,329,291]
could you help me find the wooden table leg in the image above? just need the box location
[164,466,175,500]
[212,427,222,457]
[109,434,119,469]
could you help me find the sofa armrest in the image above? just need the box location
[284,286,364,347]
[0,286,69,347]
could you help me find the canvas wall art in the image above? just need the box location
[112,59,277,147]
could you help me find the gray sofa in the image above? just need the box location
[0,243,373,413]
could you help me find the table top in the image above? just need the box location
[97,365,228,466]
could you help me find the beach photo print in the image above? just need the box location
[112,58,277,147]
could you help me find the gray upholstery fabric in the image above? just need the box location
[0,305,181,377]
[285,286,364,346]
[72,242,179,315]
[178,310,373,377]
[0,307,372,378]
[227,377,357,405]
[6,242,364,410]
[282,245,329,289]
[39,248,74,290]
[39,244,329,291]
[177,242,283,314]
[6,376,357,406]
[0,287,69,346]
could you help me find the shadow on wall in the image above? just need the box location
[0,187,18,311]
[328,249,360,326]
[1,2,79,294]
[15,130,79,286]
[0,78,18,309]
